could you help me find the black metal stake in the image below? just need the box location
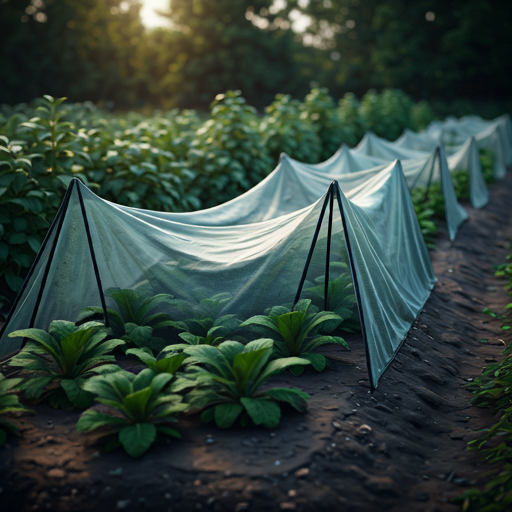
[292,188,332,309]
[333,183,374,390]
[76,182,109,327]
[324,182,334,311]
[0,182,76,360]
[28,180,76,330]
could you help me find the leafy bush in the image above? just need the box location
[302,87,348,160]
[78,289,183,354]
[410,182,444,248]
[261,93,321,164]
[452,170,471,200]
[77,369,188,458]
[8,321,124,409]
[187,90,273,208]
[241,299,348,375]
[359,89,413,141]
[337,92,364,146]
[183,339,310,429]
[479,148,495,184]
[411,101,434,132]
[0,373,34,446]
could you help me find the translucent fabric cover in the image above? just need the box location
[343,138,469,240]
[424,115,511,178]
[0,163,436,389]
[395,131,489,209]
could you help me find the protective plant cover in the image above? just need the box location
[424,116,511,178]
[0,163,436,389]
[396,131,489,209]
[348,135,469,240]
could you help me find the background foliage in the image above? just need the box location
[1,0,511,115]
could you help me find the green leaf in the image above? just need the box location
[302,353,327,372]
[157,426,182,439]
[255,357,311,388]
[76,409,127,432]
[240,397,281,428]
[119,423,156,458]
[200,407,215,423]
[61,379,95,408]
[214,402,244,428]
[264,387,309,412]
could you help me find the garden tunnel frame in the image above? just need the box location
[0,176,429,391]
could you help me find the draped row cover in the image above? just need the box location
[347,134,469,239]
[395,130,489,209]
[0,163,436,389]
[424,115,512,178]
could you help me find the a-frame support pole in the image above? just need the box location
[333,183,374,391]
[0,180,76,356]
[76,182,110,327]
[28,180,76,330]
[324,183,334,311]
[423,146,440,203]
[292,187,332,308]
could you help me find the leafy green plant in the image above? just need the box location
[187,90,273,208]
[170,292,242,340]
[261,93,321,164]
[78,288,183,353]
[452,170,470,200]
[126,347,188,375]
[479,148,495,184]
[0,373,34,446]
[8,321,124,409]
[302,86,348,160]
[410,183,445,248]
[183,339,310,429]
[77,369,188,458]
[303,262,359,332]
[240,299,348,375]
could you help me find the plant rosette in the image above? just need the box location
[183,338,310,429]
[8,320,124,409]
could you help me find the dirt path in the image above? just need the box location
[1,174,512,512]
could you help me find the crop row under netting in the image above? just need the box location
[1,113,511,390]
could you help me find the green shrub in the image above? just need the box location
[8,320,124,409]
[337,92,364,146]
[411,101,434,132]
[183,339,310,429]
[187,90,273,208]
[261,93,321,164]
[78,369,188,458]
[360,89,413,141]
[479,148,495,184]
[302,87,348,160]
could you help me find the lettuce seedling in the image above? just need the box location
[241,299,348,375]
[77,369,188,458]
[0,373,34,446]
[8,321,124,409]
[78,288,185,353]
[184,339,310,429]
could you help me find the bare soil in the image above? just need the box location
[1,174,512,512]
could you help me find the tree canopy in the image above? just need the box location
[1,0,510,110]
